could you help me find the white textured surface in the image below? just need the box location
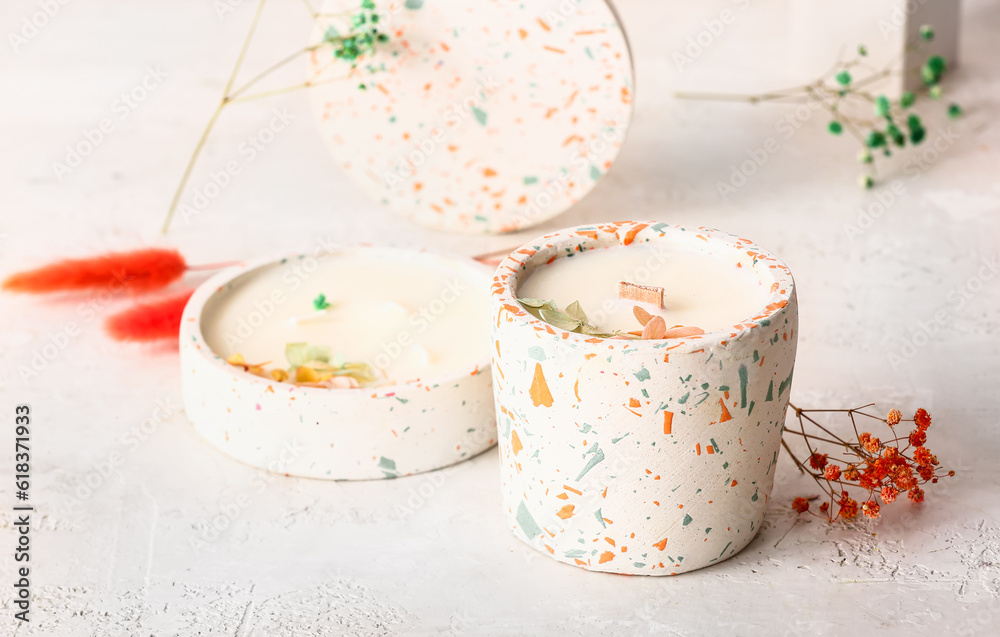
[1,0,999,634]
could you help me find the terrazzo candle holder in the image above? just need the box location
[180,248,497,481]
[490,222,798,575]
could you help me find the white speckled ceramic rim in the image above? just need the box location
[308,0,637,235]
[181,246,494,396]
[493,221,795,352]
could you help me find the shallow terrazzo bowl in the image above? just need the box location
[180,248,496,481]
[490,221,798,575]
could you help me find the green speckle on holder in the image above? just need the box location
[575,444,605,481]
[471,106,488,126]
[378,456,396,471]
[778,369,794,397]
[738,364,748,408]
[516,502,542,538]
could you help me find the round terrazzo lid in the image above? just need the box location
[309,0,634,235]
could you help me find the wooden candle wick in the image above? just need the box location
[618,281,664,309]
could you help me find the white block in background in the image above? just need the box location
[788,0,961,97]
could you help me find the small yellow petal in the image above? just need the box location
[226,353,246,366]
[270,369,289,382]
[295,366,319,383]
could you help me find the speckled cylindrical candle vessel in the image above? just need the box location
[490,221,797,575]
[180,248,496,481]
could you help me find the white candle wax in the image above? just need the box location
[202,250,491,385]
[517,244,769,333]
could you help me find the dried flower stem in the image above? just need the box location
[161,0,384,233]
[676,29,959,189]
[784,403,953,522]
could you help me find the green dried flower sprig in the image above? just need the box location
[285,342,380,385]
[225,342,379,388]
[162,0,391,233]
[677,24,961,189]
[312,293,332,311]
[326,0,390,88]
[517,298,707,341]
[517,298,630,338]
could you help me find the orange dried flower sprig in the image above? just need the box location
[783,404,953,522]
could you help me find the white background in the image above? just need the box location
[1,0,999,634]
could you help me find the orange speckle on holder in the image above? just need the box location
[511,430,523,456]
[622,223,647,246]
[719,399,733,423]
[556,504,575,519]
[529,363,554,407]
